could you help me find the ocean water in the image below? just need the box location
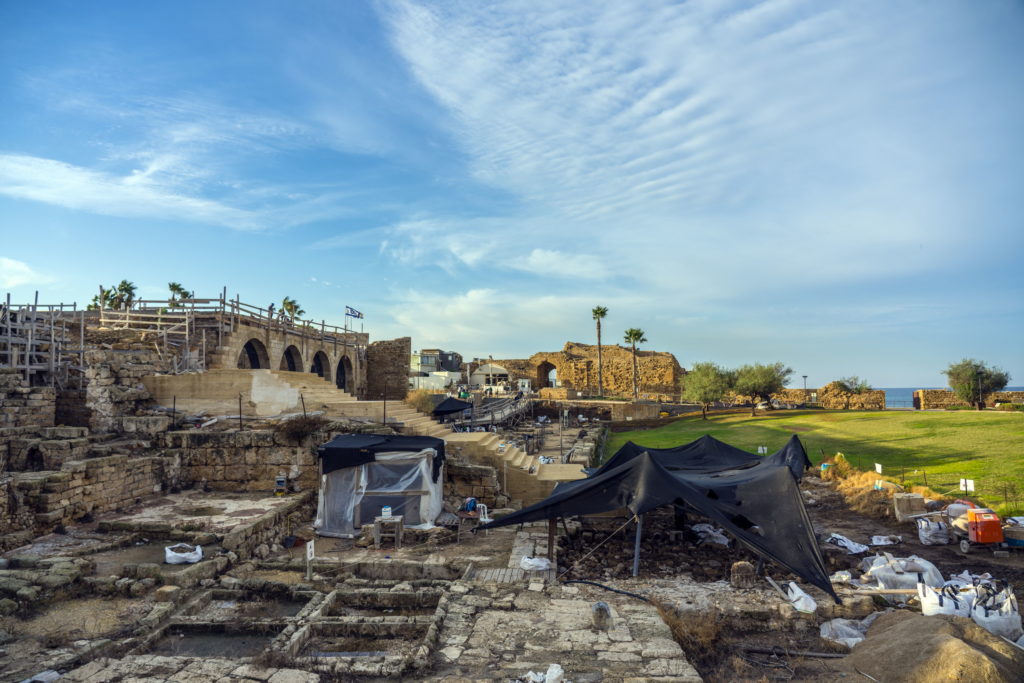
[880,386,1024,408]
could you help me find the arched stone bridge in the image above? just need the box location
[209,318,369,397]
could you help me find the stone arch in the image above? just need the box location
[279,345,303,372]
[536,360,557,388]
[310,350,330,378]
[237,338,270,369]
[336,355,353,392]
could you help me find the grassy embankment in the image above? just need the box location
[607,410,1024,515]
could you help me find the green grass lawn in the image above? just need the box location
[607,410,1024,513]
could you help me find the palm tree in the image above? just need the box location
[167,282,193,306]
[87,286,114,310]
[108,280,137,310]
[623,328,647,400]
[281,296,305,321]
[592,306,608,397]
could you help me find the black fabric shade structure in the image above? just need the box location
[478,434,837,601]
[317,434,446,482]
[432,397,474,417]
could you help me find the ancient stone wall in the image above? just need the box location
[161,430,321,493]
[1,426,91,472]
[445,461,501,508]
[367,337,411,401]
[493,341,684,401]
[0,370,55,429]
[55,388,91,427]
[915,389,1024,410]
[1,453,178,542]
[81,348,172,433]
[728,386,887,410]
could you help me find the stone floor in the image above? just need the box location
[427,581,700,682]
[103,491,299,534]
[58,656,320,682]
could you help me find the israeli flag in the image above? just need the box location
[345,306,364,319]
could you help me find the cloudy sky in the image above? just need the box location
[1,0,1022,387]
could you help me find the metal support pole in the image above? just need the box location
[632,514,644,577]
[547,518,556,561]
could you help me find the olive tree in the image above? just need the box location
[944,359,1010,410]
[734,362,793,416]
[681,362,733,419]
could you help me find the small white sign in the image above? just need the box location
[960,479,975,493]
[875,463,883,474]
[305,539,315,561]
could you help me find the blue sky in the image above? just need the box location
[1,0,1022,387]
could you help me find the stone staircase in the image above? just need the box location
[269,371,586,505]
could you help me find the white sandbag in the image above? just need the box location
[520,556,552,571]
[826,533,869,554]
[522,664,564,683]
[819,611,885,648]
[862,553,943,590]
[165,543,202,564]
[830,570,853,584]
[871,535,902,546]
[820,618,867,648]
[786,582,817,614]
[971,585,1023,641]
[916,518,950,545]
[918,580,971,618]
[692,523,730,547]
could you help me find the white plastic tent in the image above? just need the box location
[313,435,445,538]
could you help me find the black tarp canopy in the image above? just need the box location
[317,434,446,482]
[479,434,836,600]
[432,397,473,416]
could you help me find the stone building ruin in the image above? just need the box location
[487,341,685,400]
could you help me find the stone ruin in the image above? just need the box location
[489,341,685,401]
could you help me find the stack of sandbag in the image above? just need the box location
[860,553,943,591]
[917,570,1023,641]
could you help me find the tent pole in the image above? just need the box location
[632,514,644,577]
[547,518,556,560]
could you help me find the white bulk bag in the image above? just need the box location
[971,586,1023,641]
[918,580,971,618]
[863,553,943,590]
[165,543,203,564]
[916,519,950,545]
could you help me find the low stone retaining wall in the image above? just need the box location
[2,453,179,540]
[0,369,56,428]
[915,389,1024,409]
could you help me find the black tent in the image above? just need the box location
[317,434,446,481]
[432,397,473,417]
[479,434,836,600]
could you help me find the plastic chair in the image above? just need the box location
[477,504,492,535]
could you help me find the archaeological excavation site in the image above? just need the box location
[1,293,1023,683]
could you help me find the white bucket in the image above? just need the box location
[381,506,392,518]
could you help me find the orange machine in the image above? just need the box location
[967,507,1004,544]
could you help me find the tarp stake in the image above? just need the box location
[632,513,644,577]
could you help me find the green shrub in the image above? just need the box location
[946,405,974,411]
[997,403,1024,412]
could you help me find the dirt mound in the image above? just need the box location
[834,611,1024,682]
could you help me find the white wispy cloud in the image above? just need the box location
[379,0,986,294]
[0,257,52,288]
[0,154,263,229]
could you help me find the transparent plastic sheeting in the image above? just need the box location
[314,449,444,538]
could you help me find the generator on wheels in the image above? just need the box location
[946,499,1005,554]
